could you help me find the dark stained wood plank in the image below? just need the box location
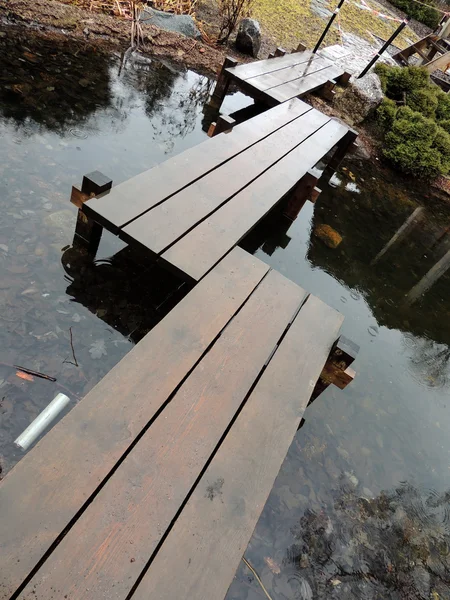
[83,99,311,233]
[226,50,321,80]
[0,247,269,599]
[121,109,329,255]
[131,295,344,600]
[249,56,333,91]
[17,271,306,600]
[162,119,349,281]
[267,64,345,103]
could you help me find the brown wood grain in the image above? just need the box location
[121,109,329,255]
[267,64,345,102]
[249,56,333,92]
[0,248,269,599]
[162,119,349,281]
[83,99,310,233]
[132,295,344,600]
[17,271,306,600]
[227,50,320,80]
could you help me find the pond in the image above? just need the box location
[2,25,450,600]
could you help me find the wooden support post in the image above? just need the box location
[321,79,336,101]
[338,71,352,86]
[308,336,359,406]
[209,57,238,110]
[325,129,358,174]
[283,172,321,221]
[268,52,275,59]
[72,170,112,256]
[207,115,236,137]
[274,47,286,57]
[295,42,307,53]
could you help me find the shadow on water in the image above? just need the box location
[61,245,191,345]
[3,24,450,600]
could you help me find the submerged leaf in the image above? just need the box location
[16,371,34,382]
[264,556,281,574]
[89,339,107,359]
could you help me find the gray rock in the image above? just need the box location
[236,18,261,58]
[334,72,384,125]
[141,7,202,40]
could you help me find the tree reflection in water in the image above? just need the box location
[0,27,113,134]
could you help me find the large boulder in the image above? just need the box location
[141,7,202,40]
[236,18,261,58]
[334,72,384,125]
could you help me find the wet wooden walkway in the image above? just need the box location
[80,98,356,282]
[0,94,358,600]
[210,49,350,111]
[0,247,357,600]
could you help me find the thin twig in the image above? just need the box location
[0,360,81,400]
[14,365,56,382]
[242,557,274,600]
[64,326,79,367]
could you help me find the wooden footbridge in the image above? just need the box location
[0,49,358,600]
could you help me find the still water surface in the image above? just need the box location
[2,27,450,600]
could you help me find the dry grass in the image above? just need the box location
[152,0,198,15]
[249,0,419,50]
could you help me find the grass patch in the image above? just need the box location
[250,0,418,50]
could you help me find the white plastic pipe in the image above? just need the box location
[14,393,71,451]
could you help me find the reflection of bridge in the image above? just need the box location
[61,244,191,344]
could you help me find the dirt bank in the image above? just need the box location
[0,0,232,76]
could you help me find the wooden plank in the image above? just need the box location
[17,271,306,600]
[132,295,344,600]
[121,109,329,255]
[162,119,349,281]
[226,50,320,80]
[249,56,333,92]
[267,64,345,102]
[83,99,311,233]
[424,50,450,72]
[0,248,269,598]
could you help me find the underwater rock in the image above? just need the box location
[314,224,343,248]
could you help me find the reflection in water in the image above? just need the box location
[0,26,209,474]
[3,25,450,599]
[371,206,424,266]
[406,249,450,307]
[61,245,190,344]
[0,27,113,133]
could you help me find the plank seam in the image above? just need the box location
[265,64,343,92]
[112,107,313,231]
[124,289,307,600]
[154,118,332,257]
[8,265,272,600]
[230,54,323,81]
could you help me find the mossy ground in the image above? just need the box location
[250,0,419,51]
